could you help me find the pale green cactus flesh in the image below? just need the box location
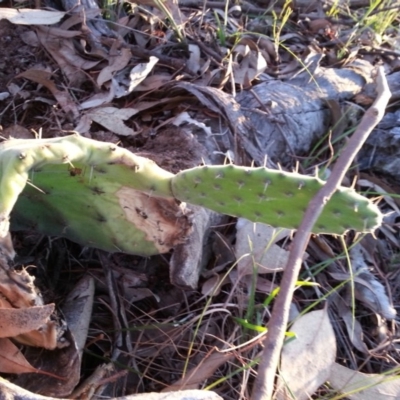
[0,135,382,256]
[2,135,191,256]
[171,165,382,234]
[13,163,192,255]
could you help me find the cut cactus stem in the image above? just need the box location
[3,135,190,256]
[0,135,383,256]
[171,165,382,235]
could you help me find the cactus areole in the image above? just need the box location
[0,134,382,256]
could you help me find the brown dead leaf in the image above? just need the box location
[35,27,100,86]
[0,8,65,25]
[332,294,369,354]
[8,278,93,396]
[329,363,400,399]
[59,9,101,31]
[0,262,65,349]
[276,308,336,400]
[20,30,40,47]
[15,320,60,350]
[257,36,277,62]
[162,350,234,392]
[0,265,41,308]
[17,69,79,119]
[0,338,64,380]
[36,26,81,39]
[12,329,78,396]
[97,47,132,87]
[115,56,159,98]
[62,275,94,353]
[235,219,291,275]
[232,38,267,87]
[0,295,12,308]
[201,274,229,297]
[0,338,42,375]
[350,245,396,319]
[0,304,55,338]
[135,74,172,91]
[85,107,139,136]
[1,125,33,139]
[78,79,118,110]
[187,44,201,74]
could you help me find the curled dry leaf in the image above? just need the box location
[329,363,400,399]
[0,269,39,309]
[37,26,81,39]
[14,320,62,350]
[275,308,336,400]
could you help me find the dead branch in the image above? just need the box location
[251,66,392,400]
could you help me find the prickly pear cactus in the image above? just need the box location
[171,165,382,234]
[2,135,192,256]
[0,135,382,256]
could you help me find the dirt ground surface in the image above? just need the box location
[0,1,400,399]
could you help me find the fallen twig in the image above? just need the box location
[251,66,391,400]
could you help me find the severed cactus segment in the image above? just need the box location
[14,164,191,255]
[0,135,382,256]
[171,165,382,234]
[2,135,191,256]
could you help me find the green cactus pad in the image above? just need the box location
[1,135,383,256]
[171,165,382,234]
[2,135,191,256]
